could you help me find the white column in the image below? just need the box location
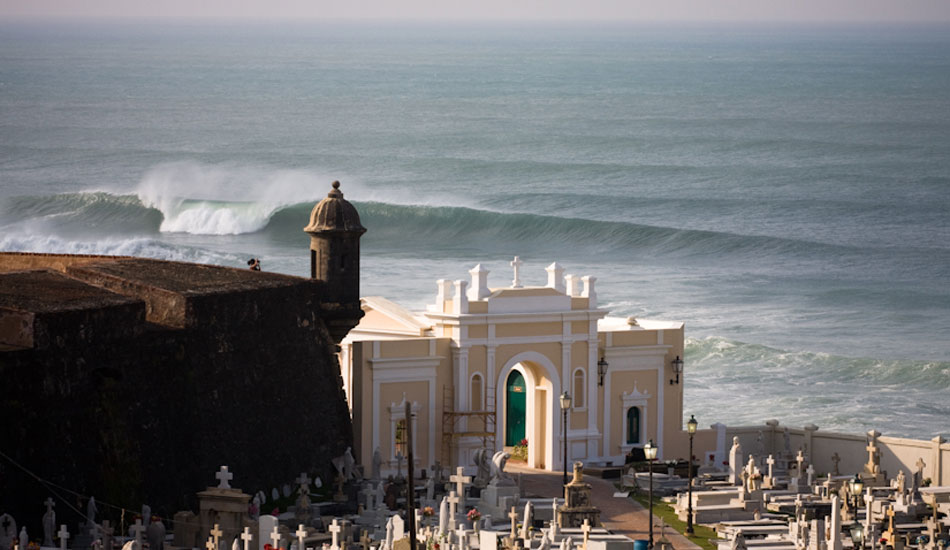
[546,262,565,292]
[564,274,580,297]
[453,280,469,314]
[581,276,597,308]
[468,264,490,301]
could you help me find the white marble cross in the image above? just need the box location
[447,491,461,531]
[216,466,234,489]
[58,525,69,550]
[241,527,254,550]
[206,538,217,550]
[295,525,307,550]
[329,519,342,550]
[581,519,592,550]
[131,520,146,550]
[765,455,775,479]
[795,450,805,474]
[508,507,519,541]
[510,256,523,288]
[806,464,815,486]
[456,525,468,550]
[450,467,472,516]
[270,526,281,549]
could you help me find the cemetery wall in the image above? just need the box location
[668,421,948,486]
[710,423,948,484]
[0,256,355,533]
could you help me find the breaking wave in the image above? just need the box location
[0,232,241,265]
[4,189,942,268]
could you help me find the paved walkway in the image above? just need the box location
[506,463,701,550]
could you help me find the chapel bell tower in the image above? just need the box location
[304,180,366,343]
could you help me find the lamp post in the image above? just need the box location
[849,474,864,518]
[644,439,658,550]
[560,391,572,486]
[686,415,698,535]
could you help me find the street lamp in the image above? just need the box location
[849,524,865,550]
[644,439,658,550]
[849,474,864,516]
[597,357,609,386]
[560,391,572,486]
[669,356,684,385]
[686,415,698,535]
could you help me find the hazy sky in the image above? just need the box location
[2,0,950,22]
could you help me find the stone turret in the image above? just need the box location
[304,180,366,343]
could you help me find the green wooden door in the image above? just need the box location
[505,371,526,446]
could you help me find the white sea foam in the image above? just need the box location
[0,231,239,265]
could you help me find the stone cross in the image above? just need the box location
[915,457,926,475]
[359,531,370,550]
[296,525,308,550]
[241,528,254,550]
[216,466,234,489]
[450,467,472,513]
[456,525,468,550]
[865,431,881,474]
[765,455,775,479]
[510,256,523,288]
[806,464,815,487]
[132,520,147,550]
[447,491,461,531]
[885,506,896,543]
[795,450,805,475]
[831,453,841,476]
[45,498,56,515]
[581,519,592,550]
[211,524,224,550]
[206,538,216,550]
[329,519,342,550]
[58,525,69,550]
[508,507,519,542]
[270,526,281,549]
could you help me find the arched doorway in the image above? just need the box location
[505,370,526,446]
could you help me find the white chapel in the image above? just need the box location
[339,258,686,477]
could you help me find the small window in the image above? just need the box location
[573,369,585,408]
[395,419,408,456]
[471,373,483,411]
[626,407,641,444]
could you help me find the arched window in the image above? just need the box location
[573,368,585,408]
[395,419,408,457]
[471,373,483,411]
[626,407,641,444]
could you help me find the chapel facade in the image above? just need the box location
[340,259,686,477]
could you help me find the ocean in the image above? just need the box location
[1,20,947,439]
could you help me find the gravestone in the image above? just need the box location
[198,466,251,548]
[258,516,278,550]
[729,437,743,486]
[557,462,600,528]
[43,499,56,547]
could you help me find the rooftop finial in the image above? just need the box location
[332,180,340,189]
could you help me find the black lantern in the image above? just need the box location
[670,355,684,385]
[597,356,608,386]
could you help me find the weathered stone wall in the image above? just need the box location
[0,266,354,533]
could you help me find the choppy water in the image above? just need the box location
[1,20,948,439]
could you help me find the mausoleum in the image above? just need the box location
[341,258,686,476]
